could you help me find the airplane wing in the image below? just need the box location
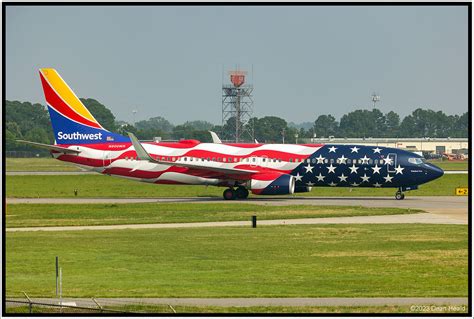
[127,133,257,176]
[16,140,81,155]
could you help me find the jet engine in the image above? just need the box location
[247,173,295,195]
[294,186,312,193]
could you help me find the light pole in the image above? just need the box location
[132,109,138,125]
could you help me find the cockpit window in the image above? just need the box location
[408,157,424,165]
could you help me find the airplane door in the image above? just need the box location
[386,153,397,173]
[103,151,112,167]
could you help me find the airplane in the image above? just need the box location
[18,68,444,200]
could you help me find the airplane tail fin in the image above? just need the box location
[39,68,129,145]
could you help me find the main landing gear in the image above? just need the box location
[395,188,405,200]
[223,187,249,200]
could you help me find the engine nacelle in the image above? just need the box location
[294,186,312,193]
[248,173,295,195]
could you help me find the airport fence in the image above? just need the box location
[5,298,133,314]
[5,295,179,314]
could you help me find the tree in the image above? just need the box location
[183,120,214,131]
[314,115,338,138]
[455,112,468,137]
[339,110,374,137]
[172,124,211,142]
[385,111,400,137]
[135,116,174,133]
[80,98,118,132]
[399,115,416,137]
[252,116,288,143]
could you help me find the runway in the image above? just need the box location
[6,196,467,220]
[6,297,468,308]
[6,196,467,232]
[6,212,465,233]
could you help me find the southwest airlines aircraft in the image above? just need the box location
[19,69,444,200]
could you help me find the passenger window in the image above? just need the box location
[262,158,266,162]
[245,158,249,162]
[172,157,176,161]
[207,157,210,161]
[289,158,293,163]
[324,159,328,163]
[252,158,256,162]
[190,157,193,162]
[374,159,378,164]
[330,159,334,164]
[380,159,384,165]
[369,159,373,164]
[347,159,351,164]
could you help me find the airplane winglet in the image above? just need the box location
[209,131,222,144]
[127,132,159,163]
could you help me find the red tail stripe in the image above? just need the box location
[39,72,102,129]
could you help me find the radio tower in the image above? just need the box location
[371,92,380,109]
[222,69,254,142]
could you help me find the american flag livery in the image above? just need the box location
[22,69,443,200]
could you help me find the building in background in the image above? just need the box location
[302,137,468,158]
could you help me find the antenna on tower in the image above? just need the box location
[371,92,380,109]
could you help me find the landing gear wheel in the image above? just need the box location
[223,188,236,200]
[395,191,405,200]
[236,187,249,199]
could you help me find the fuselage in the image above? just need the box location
[52,141,444,190]
[37,68,444,199]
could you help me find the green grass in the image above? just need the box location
[5,203,421,228]
[427,159,468,171]
[6,174,468,198]
[6,224,468,298]
[5,304,469,314]
[6,158,82,172]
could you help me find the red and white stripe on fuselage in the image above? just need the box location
[53,142,324,186]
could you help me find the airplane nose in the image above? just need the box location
[427,163,444,181]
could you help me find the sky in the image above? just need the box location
[6,5,468,125]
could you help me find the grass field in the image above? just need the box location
[5,304,469,314]
[6,174,468,198]
[5,158,82,172]
[6,224,467,298]
[5,157,469,172]
[427,159,468,171]
[5,203,421,228]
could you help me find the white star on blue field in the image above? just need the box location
[292,145,404,188]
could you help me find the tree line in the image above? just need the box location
[5,99,468,155]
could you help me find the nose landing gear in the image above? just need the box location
[395,188,405,200]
